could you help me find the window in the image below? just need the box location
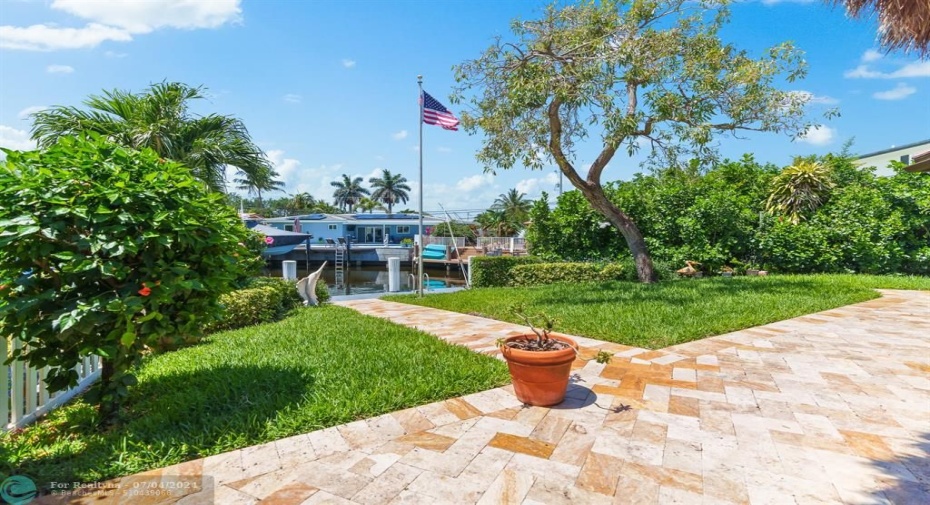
[900,154,910,164]
[328,224,338,230]
[396,225,411,234]
[284,225,293,231]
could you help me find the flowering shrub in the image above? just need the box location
[0,136,261,422]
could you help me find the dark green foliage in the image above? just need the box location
[527,154,930,275]
[0,307,509,486]
[205,286,282,333]
[469,256,542,287]
[0,135,260,420]
[509,262,625,287]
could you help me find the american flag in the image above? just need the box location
[421,91,459,131]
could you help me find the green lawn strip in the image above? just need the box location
[387,274,930,350]
[1,306,510,487]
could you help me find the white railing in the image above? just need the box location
[3,337,102,431]
[423,236,466,248]
[478,237,527,253]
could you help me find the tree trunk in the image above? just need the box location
[577,183,658,283]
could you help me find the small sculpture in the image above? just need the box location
[296,261,328,306]
[676,260,702,277]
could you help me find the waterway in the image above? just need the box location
[263,263,468,296]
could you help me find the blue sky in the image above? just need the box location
[1,0,928,216]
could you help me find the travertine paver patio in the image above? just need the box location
[48,290,929,504]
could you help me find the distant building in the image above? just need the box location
[857,139,930,175]
[264,213,445,244]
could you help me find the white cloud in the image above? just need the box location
[455,174,494,192]
[0,125,37,158]
[342,59,356,68]
[1,23,132,51]
[861,49,883,62]
[844,61,930,79]
[283,94,302,104]
[797,125,835,146]
[437,147,452,153]
[515,172,560,197]
[46,64,74,73]
[791,90,839,105]
[873,83,916,100]
[50,0,242,33]
[392,130,408,140]
[17,105,47,119]
[103,49,126,58]
[1,0,241,51]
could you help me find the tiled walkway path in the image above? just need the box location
[49,290,929,504]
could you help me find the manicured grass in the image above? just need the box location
[387,274,930,350]
[1,306,509,487]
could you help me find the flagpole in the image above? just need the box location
[417,75,424,297]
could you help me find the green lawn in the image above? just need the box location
[387,274,930,349]
[1,306,509,487]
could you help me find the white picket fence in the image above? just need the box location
[2,337,101,431]
[478,237,527,253]
[422,236,466,248]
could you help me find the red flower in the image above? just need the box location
[138,286,152,296]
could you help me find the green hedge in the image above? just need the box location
[470,256,542,287]
[509,262,626,287]
[246,277,330,313]
[206,286,282,333]
[206,277,331,333]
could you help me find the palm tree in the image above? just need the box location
[288,192,316,214]
[492,189,532,232]
[765,159,834,224]
[833,0,930,56]
[235,168,285,209]
[330,174,370,212]
[368,169,411,214]
[357,197,385,214]
[29,82,271,193]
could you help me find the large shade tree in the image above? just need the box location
[30,82,275,193]
[369,169,412,214]
[453,0,819,282]
[331,174,370,211]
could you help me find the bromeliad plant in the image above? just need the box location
[0,135,262,424]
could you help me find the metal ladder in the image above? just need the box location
[334,244,345,287]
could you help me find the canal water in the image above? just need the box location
[264,263,468,296]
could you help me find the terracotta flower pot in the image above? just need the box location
[500,334,578,406]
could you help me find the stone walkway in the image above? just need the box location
[46,290,929,504]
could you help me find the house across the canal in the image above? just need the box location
[264,213,446,245]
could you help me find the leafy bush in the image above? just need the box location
[205,286,282,333]
[0,135,260,421]
[247,276,330,313]
[470,255,542,287]
[509,262,626,286]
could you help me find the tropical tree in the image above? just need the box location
[833,0,930,56]
[331,174,370,211]
[452,0,818,282]
[288,192,316,214]
[29,82,273,193]
[492,189,532,230]
[357,197,385,214]
[235,168,285,208]
[369,169,412,214]
[765,159,835,224]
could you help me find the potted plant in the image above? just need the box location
[499,307,609,406]
[400,238,414,247]
[720,266,734,278]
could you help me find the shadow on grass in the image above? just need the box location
[873,431,930,503]
[3,363,314,490]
